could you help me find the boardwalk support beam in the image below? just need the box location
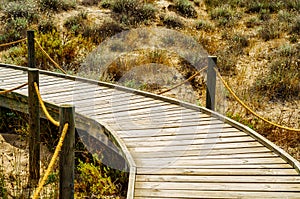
[206,56,217,111]
[59,104,75,199]
[28,68,40,187]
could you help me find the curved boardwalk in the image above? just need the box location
[1,64,300,198]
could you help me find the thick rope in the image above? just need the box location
[34,82,60,127]
[157,66,208,95]
[0,83,28,94]
[32,123,69,199]
[34,39,67,74]
[0,38,26,47]
[215,68,300,132]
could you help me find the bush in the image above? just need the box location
[0,18,28,43]
[80,0,100,6]
[162,14,184,29]
[210,5,234,26]
[194,20,213,31]
[3,0,38,22]
[82,20,125,44]
[290,16,300,35]
[173,0,197,18]
[259,20,281,41]
[38,19,57,33]
[75,156,128,198]
[254,44,300,100]
[39,0,76,12]
[64,12,88,34]
[111,0,156,25]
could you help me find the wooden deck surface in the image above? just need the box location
[1,64,300,198]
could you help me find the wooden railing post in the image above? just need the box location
[206,56,217,111]
[28,29,40,187]
[27,30,35,68]
[28,68,40,187]
[59,105,75,199]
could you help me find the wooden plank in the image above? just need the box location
[135,181,300,192]
[125,136,255,148]
[116,124,234,138]
[134,189,300,198]
[111,118,225,131]
[135,151,278,160]
[136,174,300,183]
[131,146,273,158]
[137,167,299,175]
[123,131,247,142]
[136,157,287,167]
[128,141,264,152]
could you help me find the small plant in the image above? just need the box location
[111,0,156,25]
[162,14,184,29]
[210,5,234,26]
[254,44,300,100]
[258,20,281,41]
[194,19,213,31]
[38,18,57,33]
[245,16,261,28]
[75,155,127,198]
[0,18,28,43]
[39,0,76,12]
[290,16,300,35]
[173,0,198,18]
[80,0,100,6]
[3,0,38,22]
[100,0,113,8]
[64,11,88,34]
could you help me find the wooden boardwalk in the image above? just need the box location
[1,64,300,198]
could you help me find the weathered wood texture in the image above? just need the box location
[59,105,75,199]
[0,65,299,199]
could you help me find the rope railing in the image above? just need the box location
[0,38,26,48]
[0,82,28,95]
[215,68,300,132]
[34,82,60,127]
[32,122,69,199]
[157,66,208,95]
[34,38,67,74]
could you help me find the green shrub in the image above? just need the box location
[173,0,197,18]
[254,44,300,100]
[210,5,234,26]
[162,14,184,29]
[64,12,88,34]
[75,156,128,198]
[38,19,57,33]
[259,20,281,41]
[111,0,156,25]
[0,18,28,43]
[245,16,261,28]
[246,0,284,13]
[100,0,113,8]
[39,0,76,12]
[290,16,300,34]
[194,19,213,31]
[3,0,38,22]
[80,0,100,6]
[82,20,125,44]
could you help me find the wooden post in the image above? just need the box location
[59,105,75,199]
[27,30,35,68]
[206,56,217,111]
[28,30,40,187]
[28,68,40,187]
